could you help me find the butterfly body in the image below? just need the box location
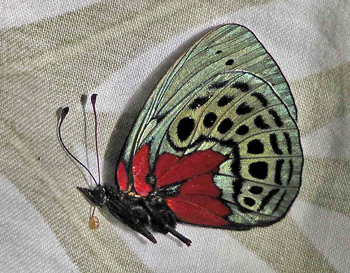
[74,24,303,245]
[78,181,188,244]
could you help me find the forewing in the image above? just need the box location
[120,24,297,168]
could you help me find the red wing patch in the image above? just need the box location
[131,144,230,226]
[165,172,231,226]
[154,153,180,183]
[179,173,221,197]
[166,196,230,226]
[116,161,128,191]
[132,144,152,196]
[155,150,226,188]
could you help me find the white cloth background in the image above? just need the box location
[1,1,349,272]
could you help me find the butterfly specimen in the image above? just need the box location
[59,24,303,246]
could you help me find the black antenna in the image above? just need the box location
[58,103,98,186]
[91,94,101,186]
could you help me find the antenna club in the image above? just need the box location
[61,107,69,119]
[91,94,98,105]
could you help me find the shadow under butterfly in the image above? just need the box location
[58,24,303,246]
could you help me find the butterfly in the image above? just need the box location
[58,24,303,246]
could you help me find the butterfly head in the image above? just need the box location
[77,185,107,207]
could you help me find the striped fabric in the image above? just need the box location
[1,1,349,272]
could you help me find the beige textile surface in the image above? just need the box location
[1,0,350,272]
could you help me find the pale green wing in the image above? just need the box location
[118,24,303,226]
[121,24,297,167]
[119,25,302,226]
[199,72,302,227]
[143,71,302,227]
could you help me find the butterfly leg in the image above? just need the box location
[106,195,158,244]
[142,196,192,246]
[165,225,192,247]
[134,225,157,244]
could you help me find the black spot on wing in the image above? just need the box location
[209,80,229,89]
[249,186,263,194]
[268,109,283,127]
[177,117,195,142]
[258,189,280,212]
[270,133,283,155]
[236,102,253,115]
[286,160,294,185]
[216,50,222,54]
[225,59,234,65]
[283,132,292,154]
[251,93,268,107]
[203,112,217,128]
[217,118,233,134]
[274,159,284,185]
[217,95,234,107]
[247,139,264,154]
[254,115,270,129]
[236,125,249,135]
[230,142,241,177]
[249,161,268,179]
[243,197,256,207]
[231,82,250,92]
[189,96,210,110]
